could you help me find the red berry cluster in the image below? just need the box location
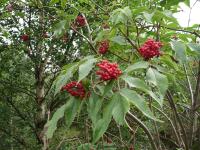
[96,60,122,81]
[21,34,29,42]
[139,38,162,60]
[75,15,86,27]
[62,81,86,98]
[98,40,109,54]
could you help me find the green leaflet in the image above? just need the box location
[146,68,168,100]
[78,56,97,82]
[120,88,161,122]
[122,76,162,106]
[45,97,81,139]
[53,63,78,96]
[125,61,149,73]
[45,103,68,139]
[65,97,81,128]
[110,6,133,25]
[170,40,187,63]
[92,93,130,143]
[112,94,130,125]
[92,95,116,143]
[87,92,102,126]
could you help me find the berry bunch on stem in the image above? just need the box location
[62,81,86,98]
[75,15,86,27]
[98,40,109,54]
[139,38,163,60]
[21,34,29,42]
[96,60,122,81]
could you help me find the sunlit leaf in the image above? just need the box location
[146,68,168,100]
[122,76,162,106]
[120,88,161,122]
[53,63,78,96]
[125,61,149,73]
[65,97,81,128]
[170,40,187,63]
[46,103,68,139]
[112,94,130,125]
[78,56,97,82]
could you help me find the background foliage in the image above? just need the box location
[0,0,200,150]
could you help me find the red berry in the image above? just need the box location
[61,81,86,99]
[129,144,134,150]
[20,34,29,42]
[139,38,163,60]
[96,60,122,81]
[75,15,86,27]
[98,40,109,54]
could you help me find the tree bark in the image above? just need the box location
[34,64,48,149]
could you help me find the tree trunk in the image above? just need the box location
[34,64,48,149]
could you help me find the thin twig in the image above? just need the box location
[70,26,97,54]
[161,26,200,38]
[183,64,194,106]
[152,105,182,147]
[193,61,200,110]
[166,90,189,150]
[126,112,158,150]
[118,28,139,51]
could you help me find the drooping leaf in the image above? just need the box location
[53,63,78,96]
[153,10,178,23]
[111,36,127,45]
[92,96,116,143]
[45,103,68,139]
[103,80,115,96]
[65,97,81,128]
[87,92,103,126]
[92,119,110,144]
[53,20,68,37]
[78,56,97,82]
[170,40,187,63]
[143,12,154,23]
[122,76,162,106]
[110,6,132,25]
[125,61,149,73]
[121,6,132,20]
[187,43,200,53]
[120,88,161,122]
[122,76,150,90]
[146,68,168,100]
[112,94,130,125]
